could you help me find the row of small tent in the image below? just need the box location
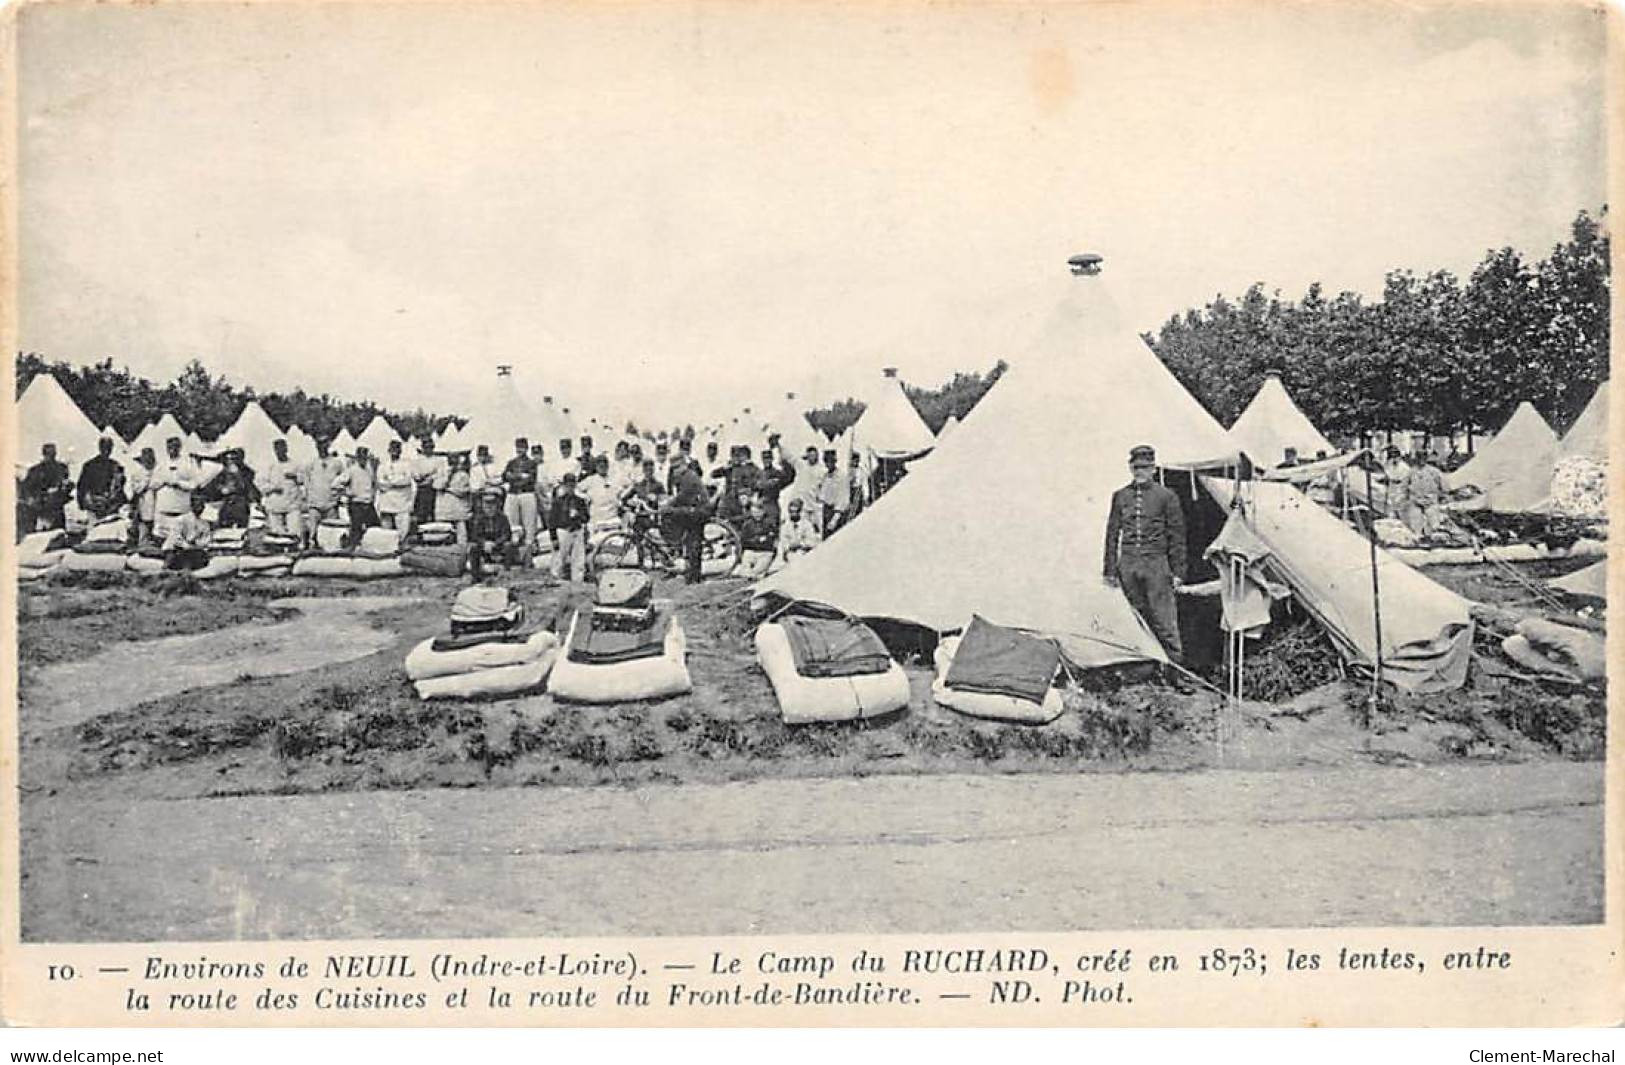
[1223,368,1611,507]
[16,373,443,476]
[18,364,952,490]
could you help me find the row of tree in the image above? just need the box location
[15,355,457,445]
[1146,209,1610,440]
[18,208,1607,452]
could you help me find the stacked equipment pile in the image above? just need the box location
[550,569,692,703]
[406,585,559,699]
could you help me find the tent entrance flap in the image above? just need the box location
[1200,477,1474,693]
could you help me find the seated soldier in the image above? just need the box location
[163,495,214,572]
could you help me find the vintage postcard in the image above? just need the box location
[1,0,1620,1029]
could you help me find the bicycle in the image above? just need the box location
[591,496,742,578]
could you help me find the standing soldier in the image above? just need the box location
[1102,444,1186,666]
[262,438,304,539]
[21,443,72,532]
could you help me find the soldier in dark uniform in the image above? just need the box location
[1103,444,1186,664]
[21,444,72,532]
[76,437,127,520]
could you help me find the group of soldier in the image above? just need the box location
[17,421,877,584]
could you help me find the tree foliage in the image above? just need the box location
[15,355,458,445]
[1147,208,1610,438]
[806,360,1009,438]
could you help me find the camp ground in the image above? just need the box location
[10,1,1612,962]
[13,256,1607,942]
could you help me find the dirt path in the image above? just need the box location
[21,596,413,733]
[20,762,1602,941]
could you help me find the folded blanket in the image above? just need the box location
[449,604,525,637]
[84,517,130,543]
[567,603,673,665]
[401,544,469,577]
[777,614,893,679]
[72,539,128,556]
[431,627,540,654]
[943,614,1060,705]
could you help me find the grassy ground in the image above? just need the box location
[17,561,1606,803]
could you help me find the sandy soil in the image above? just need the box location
[20,763,1603,940]
[20,596,418,733]
[14,563,1606,940]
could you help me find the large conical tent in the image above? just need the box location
[844,368,936,463]
[1560,381,1609,462]
[17,373,107,469]
[131,412,188,460]
[1446,400,1558,512]
[356,415,403,457]
[213,400,288,473]
[456,367,548,455]
[1228,373,1335,468]
[758,271,1238,668]
[538,396,574,446]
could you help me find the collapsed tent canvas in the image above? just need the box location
[1228,373,1335,469]
[17,373,107,468]
[1445,400,1559,513]
[1548,558,1607,601]
[756,272,1238,669]
[1203,478,1473,692]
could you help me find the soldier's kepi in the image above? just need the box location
[1102,443,1187,664]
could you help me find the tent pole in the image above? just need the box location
[1360,439,1385,727]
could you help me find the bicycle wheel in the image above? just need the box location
[701,519,742,577]
[592,531,644,573]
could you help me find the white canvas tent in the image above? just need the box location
[1205,478,1473,692]
[17,374,107,469]
[356,414,403,457]
[765,391,826,457]
[1445,401,1558,512]
[1548,559,1606,601]
[937,413,961,441]
[330,426,360,457]
[130,412,189,462]
[1560,381,1609,462]
[844,368,935,464]
[284,424,319,466]
[435,421,467,454]
[455,368,550,455]
[213,400,288,473]
[758,272,1238,669]
[538,396,574,446]
[1228,373,1335,468]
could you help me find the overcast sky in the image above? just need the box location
[17,1,1610,428]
